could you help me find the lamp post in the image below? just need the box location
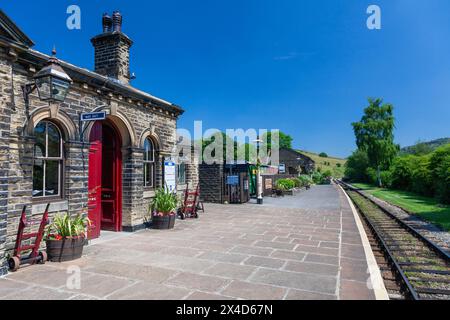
[22,48,73,107]
[253,138,263,205]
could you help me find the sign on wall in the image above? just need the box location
[265,178,273,190]
[164,161,177,193]
[226,175,239,186]
[80,111,107,122]
[279,164,286,174]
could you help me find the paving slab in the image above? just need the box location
[221,280,287,300]
[1,185,380,300]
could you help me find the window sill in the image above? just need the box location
[143,190,155,199]
[32,200,69,215]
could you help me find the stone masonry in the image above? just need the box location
[199,163,224,203]
[0,45,13,275]
[0,10,198,275]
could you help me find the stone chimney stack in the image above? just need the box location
[91,11,133,84]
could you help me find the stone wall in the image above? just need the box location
[0,46,12,275]
[199,164,224,203]
[0,50,186,264]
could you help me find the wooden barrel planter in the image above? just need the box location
[46,238,85,262]
[152,214,176,230]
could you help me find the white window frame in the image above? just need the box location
[144,138,156,188]
[33,121,63,199]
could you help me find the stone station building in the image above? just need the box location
[0,10,198,275]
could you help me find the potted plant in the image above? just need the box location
[45,213,90,262]
[151,188,178,230]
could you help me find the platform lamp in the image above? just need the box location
[22,48,73,107]
[253,138,264,205]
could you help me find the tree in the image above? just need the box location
[261,131,293,151]
[407,141,434,156]
[319,152,328,158]
[352,98,399,187]
[345,149,370,182]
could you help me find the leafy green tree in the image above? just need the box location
[319,152,328,158]
[429,144,450,204]
[261,131,293,151]
[345,149,370,182]
[352,98,399,187]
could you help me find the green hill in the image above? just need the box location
[401,138,450,155]
[298,151,347,178]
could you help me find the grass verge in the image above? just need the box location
[352,183,450,232]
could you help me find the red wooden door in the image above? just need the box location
[88,122,103,239]
[101,125,122,232]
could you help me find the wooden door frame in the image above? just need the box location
[88,119,123,238]
[102,120,123,233]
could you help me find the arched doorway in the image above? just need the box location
[88,120,123,239]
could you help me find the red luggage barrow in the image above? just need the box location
[178,184,204,220]
[8,204,50,272]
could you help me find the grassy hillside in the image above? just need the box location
[400,138,450,155]
[298,151,347,178]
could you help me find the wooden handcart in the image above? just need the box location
[8,204,50,272]
[178,184,204,220]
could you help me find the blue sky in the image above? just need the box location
[2,0,449,157]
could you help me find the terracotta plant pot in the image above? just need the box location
[46,237,85,262]
[152,213,176,230]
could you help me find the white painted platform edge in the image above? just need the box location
[338,184,390,301]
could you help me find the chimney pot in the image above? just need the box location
[102,13,112,33]
[112,11,123,32]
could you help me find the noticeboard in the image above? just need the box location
[164,161,177,192]
[226,175,239,186]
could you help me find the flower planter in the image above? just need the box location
[282,190,294,196]
[152,213,176,230]
[46,237,85,262]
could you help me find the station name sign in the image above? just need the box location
[80,111,107,122]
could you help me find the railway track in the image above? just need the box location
[337,180,450,300]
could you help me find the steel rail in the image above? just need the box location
[337,180,450,262]
[336,180,450,300]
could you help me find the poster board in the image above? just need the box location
[164,161,177,192]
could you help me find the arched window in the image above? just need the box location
[33,121,63,198]
[143,138,156,188]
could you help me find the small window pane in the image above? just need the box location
[47,123,61,157]
[34,123,46,158]
[144,139,154,162]
[144,163,154,187]
[45,160,60,196]
[33,159,44,197]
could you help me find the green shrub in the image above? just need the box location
[290,178,302,188]
[345,150,370,182]
[429,144,450,204]
[390,156,414,190]
[45,213,90,240]
[380,170,393,189]
[319,152,328,158]
[322,170,333,178]
[151,188,178,215]
[410,155,433,196]
[276,179,296,191]
[298,175,313,187]
[312,172,324,184]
